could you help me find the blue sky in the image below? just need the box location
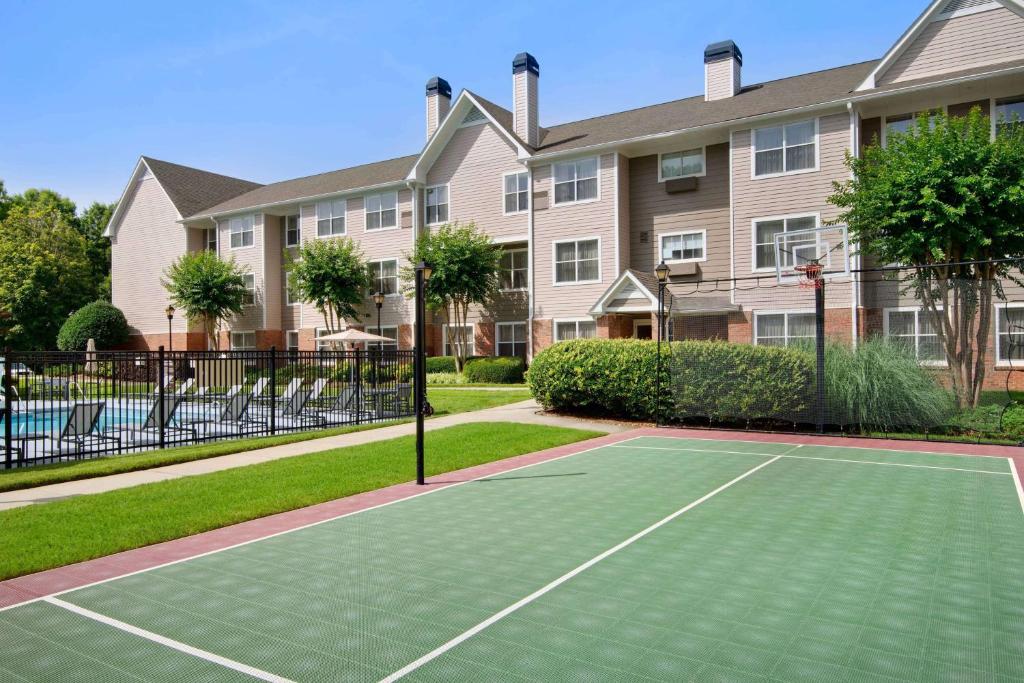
[0,0,927,209]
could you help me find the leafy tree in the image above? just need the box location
[4,188,77,224]
[0,207,93,349]
[57,301,129,351]
[286,238,371,336]
[163,251,249,350]
[77,202,115,300]
[830,108,1024,408]
[0,180,8,222]
[405,222,501,372]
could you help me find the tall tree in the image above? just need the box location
[163,251,249,350]
[830,108,1024,408]
[285,238,371,336]
[4,188,77,224]
[77,201,115,300]
[0,180,8,222]
[405,222,501,372]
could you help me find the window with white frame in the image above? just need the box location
[503,172,529,213]
[284,214,300,246]
[229,215,254,248]
[554,238,600,284]
[496,322,528,358]
[753,120,816,176]
[884,111,939,143]
[753,215,817,271]
[315,327,330,351]
[885,309,945,364]
[425,185,449,225]
[443,324,475,357]
[286,330,299,351]
[554,320,597,342]
[754,312,815,347]
[205,227,217,252]
[660,148,704,181]
[241,273,256,306]
[367,325,399,349]
[660,231,705,263]
[500,248,528,291]
[997,305,1024,363]
[368,259,399,296]
[316,200,345,237]
[285,272,298,306]
[230,331,256,350]
[365,192,397,230]
[553,157,599,205]
[996,96,1024,137]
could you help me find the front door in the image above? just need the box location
[634,322,653,339]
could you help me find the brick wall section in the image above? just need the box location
[121,332,208,351]
[476,322,495,356]
[255,330,284,350]
[532,319,553,356]
[398,324,413,351]
[727,309,853,344]
[678,314,729,341]
[596,314,634,339]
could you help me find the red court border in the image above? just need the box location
[1,427,1020,610]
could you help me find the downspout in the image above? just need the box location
[527,165,535,361]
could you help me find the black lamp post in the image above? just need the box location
[414,261,433,485]
[654,261,669,426]
[372,291,385,352]
[165,305,175,353]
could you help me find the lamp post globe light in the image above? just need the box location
[414,261,433,485]
[372,291,385,351]
[654,262,669,426]
[165,305,176,353]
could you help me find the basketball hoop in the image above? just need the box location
[794,263,823,289]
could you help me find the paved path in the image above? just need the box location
[0,400,628,511]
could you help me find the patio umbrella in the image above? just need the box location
[315,329,392,344]
[85,338,98,375]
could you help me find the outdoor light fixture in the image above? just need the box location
[655,261,670,283]
[419,261,433,282]
[373,292,385,352]
[165,305,175,352]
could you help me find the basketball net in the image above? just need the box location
[794,263,824,289]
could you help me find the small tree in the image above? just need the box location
[405,222,501,372]
[163,251,248,350]
[285,238,370,335]
[57,301,130,351]
[830,108,1024,408]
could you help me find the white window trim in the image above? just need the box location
[499,247,529,292]
[633,319,654,337]
[550,156,601,207]
[230,330,256,350]
[750,212,821,274]
[752,310,816,347]
[552,236,603,287]
[367,258,401,298]
[995,302,1024,368]
[496,321,528,356]
[882,307,948,367]
[880,105,948,147]
[228,214,255,250]
[205,227,218,253]
[364,191,399,232]
[750,118,820,180]
[315,199,347,239]
[442,323,475,357]
[552,317,598,342]
[241,273,257,307]
[657,146,707,183]
[502,170,530,216]
[285,272,298,307]
[424,183,450,227]
[284,214,301,247]
[658,229,708,264]
[285,330,300,351]
[367,325,399,347]
[992,95,1024,141]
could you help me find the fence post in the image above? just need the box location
[158,345,166,449]
[4,350,12,469]
[268,347,276,435]
[815,282,826,435]
[354,348,362,425]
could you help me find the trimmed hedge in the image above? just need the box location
[464,356,525,384]
[56,301,130,351]
[424,355,489,374]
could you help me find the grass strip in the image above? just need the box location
[0,422,601,580]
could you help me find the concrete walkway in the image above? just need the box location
[0,399,628,511]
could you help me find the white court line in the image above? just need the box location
[1010,458,1024,514]
[606,443,1012,476]
[378,454,784,682]
[43,597,295,683]
[0,437,623,613]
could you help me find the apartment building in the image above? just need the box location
[106,0,1024,379]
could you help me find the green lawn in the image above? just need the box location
[0,422,601,580]
[0,388,533,493]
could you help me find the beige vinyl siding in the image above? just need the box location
[262,214,283,332]
[879,7,1024,86]
[532,153,617,319]
[731,112,854,313]
[221,213,265,331]
[616,154,630,273]
[111,174,191,335]
[705,59,738,101]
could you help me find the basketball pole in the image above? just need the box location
[814,278,826,435]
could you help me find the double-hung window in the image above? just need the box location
[285,330,299,352]
[205,227,217,252]
[553,157,598,205]
[503,172,529,214]
[284,214,301,246]
[660,231,705,263]
[316,200,345,237]
[753,215,817,271]
[754,312,814,347]
[365,192,397,230]
[500,248,528,291]
[241,273,256,306]
[753,120,816,176]
[229,215,254,248]
[230,331,256,350]
[496,322,527,358]
[315,327,330,351]
[554,320,597,342]
[368,326,399,350]
[368,259,399,296]
[554,238,600,284]
[443,324,474,357]
[997,305,1024,363]
[660,148,704,181]
[995,96,1024,137]
[884,111,939,145]
[885,309,945,364]
[425,185,449,225]
[285,272,298,306]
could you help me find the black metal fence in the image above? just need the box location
[2,347,415,468]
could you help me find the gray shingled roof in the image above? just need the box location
[142,157,262,218]
[187,155,418,219]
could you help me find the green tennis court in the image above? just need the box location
[2,435,1023,682]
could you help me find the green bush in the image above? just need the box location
[426,356,457,373]
[56,301,130,351]
[464,356,525,384]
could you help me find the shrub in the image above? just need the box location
[56,301,130,351]
[427,372,466,385]
[426,356,457,373]
[464,356,525,384]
